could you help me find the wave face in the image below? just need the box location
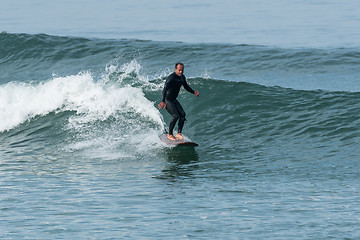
[1,33,360,159]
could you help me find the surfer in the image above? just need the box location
[158,63,199,140]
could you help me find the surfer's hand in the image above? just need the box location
[194,90,199,97]
[158,102,166,109]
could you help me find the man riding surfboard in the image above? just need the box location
[158,63,199,140]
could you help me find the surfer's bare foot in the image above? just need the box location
[176,133,184,140]
[167,134,177,140]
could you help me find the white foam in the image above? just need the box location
[103,60,165,91]
[0,71,164,132]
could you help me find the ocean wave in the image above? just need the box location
[2,33,360,158]
[0,70,163,132]
[1,67,360,160]
[1,56,360,142]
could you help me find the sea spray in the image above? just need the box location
[0,70,164,132]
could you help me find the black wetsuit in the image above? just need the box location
[162,72,195,135]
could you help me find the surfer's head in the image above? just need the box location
[175,62,184,76]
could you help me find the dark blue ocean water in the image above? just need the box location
[1,1,360,239]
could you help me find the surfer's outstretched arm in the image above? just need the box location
[183,78,199,97]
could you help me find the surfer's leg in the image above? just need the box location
[165,101,180,136]
[174,100,186,133]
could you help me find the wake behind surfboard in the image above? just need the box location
[159,134,198,147]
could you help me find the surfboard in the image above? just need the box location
[159,134,198,147]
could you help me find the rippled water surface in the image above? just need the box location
[2,1,360,239]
